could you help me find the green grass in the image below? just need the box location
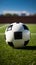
[0,24,36,65]
[0,24,5,27]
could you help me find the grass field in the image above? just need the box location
[0,24,36,65]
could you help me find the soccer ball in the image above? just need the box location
[5,22,30,48]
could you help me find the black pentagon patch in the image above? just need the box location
[7,25,13,31]
[8,42,14,47]
[24,40,29,46]
[23,25,29,30]
[14,32,22,39]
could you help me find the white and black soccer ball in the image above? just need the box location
[5,22,30,48]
